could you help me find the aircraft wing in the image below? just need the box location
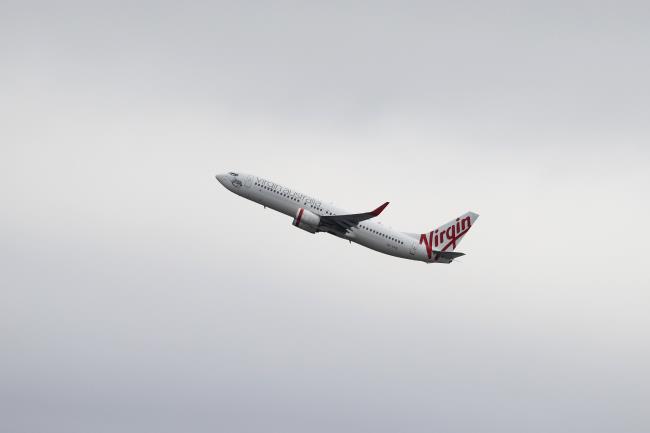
[318,202,389,234]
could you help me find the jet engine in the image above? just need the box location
[292,208,320,233]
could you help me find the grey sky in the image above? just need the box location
[1,1,649,432]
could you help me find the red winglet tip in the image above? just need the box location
[371,201,389,216]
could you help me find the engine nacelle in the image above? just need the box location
[292,208,320,233]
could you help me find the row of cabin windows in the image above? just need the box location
[358,225,404,245]
[307,203,323,212]
[255,182,327,212]
[256,182,300,203]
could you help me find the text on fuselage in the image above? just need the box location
[256,177,322,209]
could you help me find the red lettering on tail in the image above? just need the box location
[420,219,472,260]
[419,232,435,260]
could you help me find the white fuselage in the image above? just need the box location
[216,172,432,262]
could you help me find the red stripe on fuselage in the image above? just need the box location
[295,208,304,226]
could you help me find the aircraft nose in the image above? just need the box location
[215,174,227,186]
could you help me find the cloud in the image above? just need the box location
[1,1,649,432]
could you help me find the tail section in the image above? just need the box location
[406,211,479,261]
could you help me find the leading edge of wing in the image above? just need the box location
[318,201,389,233]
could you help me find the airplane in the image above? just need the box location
[215,172,479,264]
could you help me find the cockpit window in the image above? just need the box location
[228,172,239,176]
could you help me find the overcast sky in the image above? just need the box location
[2,1,649,432]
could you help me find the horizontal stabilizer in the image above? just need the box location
[435,251,465,259]
[427,250,465,264]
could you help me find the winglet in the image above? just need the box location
[371,202,389,216]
